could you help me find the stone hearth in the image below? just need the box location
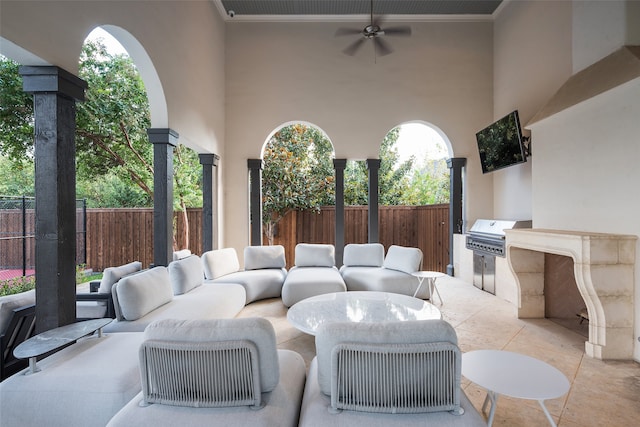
[505,229,636,360]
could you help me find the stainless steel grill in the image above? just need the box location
[466,219,532,258]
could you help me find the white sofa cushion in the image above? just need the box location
[343,243,385,267]
[294,243,335,267]
[168,254,203,295]
[144,317,280,392]
[202,248,240,279]
[114,267,173,321]
[98,261,143,294]
[383,245,423,274]
[172,249,192,261]
[244,245,286,270]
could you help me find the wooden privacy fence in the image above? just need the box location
[85,204,449,273]
[86,208,202,271]
[269,204,450,272]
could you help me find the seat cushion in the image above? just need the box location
[207,269,287,304]
[104,283,246,333]
[202,248,240,279]
[244,245,286,270]
[281,266,346,307]
[383,245,423,274]
[0,332,144,427]
[98,261,143,294]
[294,243,335,267]
[112,267,174,321]
[342,243,384,267]
[340,267,426,298]
[168,254,204,295]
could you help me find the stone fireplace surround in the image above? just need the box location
[505,229,636,360]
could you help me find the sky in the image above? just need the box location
[88,28,449,164]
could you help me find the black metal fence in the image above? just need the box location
[0,196,87,281]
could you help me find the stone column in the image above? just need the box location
[333,159,347,266]
[148,128,178,267]
[366,159,381,243]
[199,153,220,252]
[248,159,263,246]
[20,66,87,332]
[446,157,466,276]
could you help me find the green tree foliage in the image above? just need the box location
[0,42,201,213]
[262,124,335,244]
[0,156,34,196]
[344,127,415,205]
[401,159,450,205]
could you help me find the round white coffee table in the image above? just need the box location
[286,291,441,335]
[412,270,445,304]
[462,350,570,427]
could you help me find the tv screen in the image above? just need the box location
[475,110,526,173]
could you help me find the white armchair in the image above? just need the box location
[107,317,307,427]
[298,319,486,426]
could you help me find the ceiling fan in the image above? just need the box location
[335,0,412,57]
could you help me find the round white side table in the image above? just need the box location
[411,270,445,304]
[461,349,570,427]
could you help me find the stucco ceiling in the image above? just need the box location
[214,0,503,21]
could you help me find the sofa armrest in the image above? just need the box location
[76,293,115,319]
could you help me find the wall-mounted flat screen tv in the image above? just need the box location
[475,110,526,174]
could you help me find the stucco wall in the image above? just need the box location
[224,20,494,253]
[0,0,226,153]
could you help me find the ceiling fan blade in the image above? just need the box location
[343,38,365,56]
[374,37,393,57]
[335,27,363,37]
[383,26,412,37]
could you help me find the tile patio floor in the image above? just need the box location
[237,276,640,427]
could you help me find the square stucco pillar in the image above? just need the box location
[199,153,220,252]
[148,128,178,267]
[19,66,87,333]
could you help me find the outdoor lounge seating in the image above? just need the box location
[298,319,486,426]
[281,243,347,307]
[0,290,36,380]
[0,330,144,427]
[107,318,307,427]
[340,243,430,299]
[104,257,246,333]
[76,260,143,320]
[202,245,288,304]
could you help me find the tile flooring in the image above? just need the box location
[237,276,640,426]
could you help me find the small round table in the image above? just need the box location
[411,271,445,304]
[287,291,441,335]
[461,350,570,427]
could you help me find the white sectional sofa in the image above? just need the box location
[339,243,430,299]
[104,255,246,333]
[202,245,288,304]
[281,243,347,307]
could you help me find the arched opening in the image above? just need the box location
[258,122,335,266]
